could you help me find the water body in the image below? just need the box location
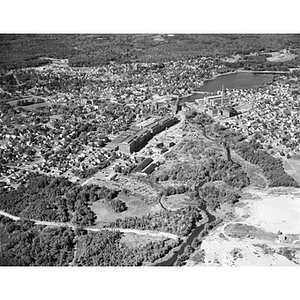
[179,71,275,103]
[155,209,216,266]
[200,72,275,92]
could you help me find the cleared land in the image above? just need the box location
[283,158,300,185]
[161,194,197,211]
[120,232,169,249]
[266,51,297,62]
[236,188,300,234]
[186,187,300,266]
[90,195,162,224]
[187,228,299,266]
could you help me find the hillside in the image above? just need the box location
[1,34,300,70]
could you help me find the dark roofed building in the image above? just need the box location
[142,162,158,175]
[133,157,153,172]
[119,135,137,154]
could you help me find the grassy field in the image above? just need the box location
[283,158,300,185]
[161,194,197,211]
[224,223,277,241]
[90,194,162,225]
[266,51,297,62]
[119,232,166,249]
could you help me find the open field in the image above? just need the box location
[224,222,277,241]
[266,51,297,62]
[220,54,242,63]
[90,195,162,224]
[161,194,197,211]
[283,158,300,185]
[120,232,167,249]
[236,188,300,234]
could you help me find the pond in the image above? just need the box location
[200,71,274,92]
[179,71,275,103]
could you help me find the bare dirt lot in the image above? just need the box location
[237,188,300,234]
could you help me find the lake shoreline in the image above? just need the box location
[177,70,278,103]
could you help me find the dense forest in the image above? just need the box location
[0,172,133,225]
[156,154,249,189]
[75,230,179,266]
[0,174,102,226]
[236,141,299,187]
[1,34,300,70]
[198,183,241,211]
[0,216,75,266]
[0,215,179,266]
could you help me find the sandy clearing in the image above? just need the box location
[187,226,297,266]
[236,189,300,234]
[187,187,300,266]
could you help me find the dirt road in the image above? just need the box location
[0,210,178,240]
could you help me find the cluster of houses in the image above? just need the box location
[224,77,300,156]
[2,55,225,111]
[0,54,234,187]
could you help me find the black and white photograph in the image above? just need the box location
[1,1,300,299]
[2,32,300,266]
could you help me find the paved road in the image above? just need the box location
[0,210,178,240]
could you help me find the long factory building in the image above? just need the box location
[105,116,178,154]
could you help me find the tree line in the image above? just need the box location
[75,230,180,266]
[0,216,75,266]
[0,174,98,226]
[236,141,299,187]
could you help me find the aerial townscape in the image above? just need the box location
[2,34,300,266]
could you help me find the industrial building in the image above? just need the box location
[107,116,179,154]
[119,135,137,154]
[141,162,158,175]
[206,107,231,118]
[205,94,230,107]
[133,157,154,172]
[204,85,231,117]
[105,131,131,151]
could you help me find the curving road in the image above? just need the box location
[0,210,178,240]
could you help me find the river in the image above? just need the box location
[155,209,216,266]
[179,71,275,104]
